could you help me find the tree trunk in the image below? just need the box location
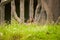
[29,0,34,22]
[34,0,41,23]
[41,0,60,24]
[34,0,47,25]
[34,0,54,24]
[41,0,53,24]
[49,0,60,23]
[0,0,5,24]
[20,0,24,23]
[11,0,21,23]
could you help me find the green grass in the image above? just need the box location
[0,20,60,40]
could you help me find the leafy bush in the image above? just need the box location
[0,20,60,40]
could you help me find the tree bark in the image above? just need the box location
[41,0,53,24]
[20,0,24,23]
[29,0,34,22]
[0,0,12,6]
[11,0,21,23]
[0,0,21,23]
[34,0,54,24]
[34,0,47,24]
[48,0,60,23]
[34,0,40,22]
[0,0,5,24]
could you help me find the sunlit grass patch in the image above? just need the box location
[0,20,60,40]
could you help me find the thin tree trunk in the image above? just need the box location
[0,0,5,24]
[34,0,41,23]
[29,0,34,22]
[20,0,24,23]
[11,0,21,23]
[34,4,41,23]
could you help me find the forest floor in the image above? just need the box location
[0,20,60,40]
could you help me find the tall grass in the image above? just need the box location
[0,20,60,40]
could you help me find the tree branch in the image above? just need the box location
[0,0,12,6]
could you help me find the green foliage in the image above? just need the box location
[0,20,60,40]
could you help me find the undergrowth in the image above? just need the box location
[0,19,60,40]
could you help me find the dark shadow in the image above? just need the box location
[0,0,1,2]
[24,0,29,22]
[5,2,11,23]
[33,0,37,18]
[15,0,20,17]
